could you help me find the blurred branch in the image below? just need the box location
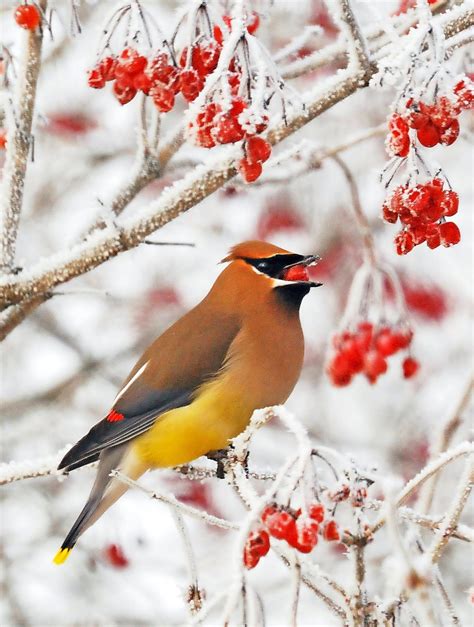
[0,8,472,326]
[418,376,473,515]
[331,154,377,266]
[1,0,47,272]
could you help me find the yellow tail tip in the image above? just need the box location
[53,547,72,565]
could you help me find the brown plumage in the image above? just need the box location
[53,240,321,564]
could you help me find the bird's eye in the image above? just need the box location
[257,260,270,273]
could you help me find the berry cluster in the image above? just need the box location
[387,81,473,157]
[88,48,180,108]
[14,3,41,30]
[244,502,340,570]
[383,178,460,255]
[327,321,419,386]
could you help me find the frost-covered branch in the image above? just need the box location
[0,7,472,322]
[429,456,474,564]
[110,470,238,531]
[1,0,47,273]
[334,0,371,71]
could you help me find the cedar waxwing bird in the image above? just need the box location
[53,240,321,564]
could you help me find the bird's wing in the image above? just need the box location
[58,303,240,472]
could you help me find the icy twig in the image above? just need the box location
[110,470,238,530]
[367,500,473,543]
[331,154,377,266]
[429,456,474,564]
[371,441,474,534]
[1,0,47,272]
[289,555,301,627]
[0,8,472,321]
[418,376,473,514]
[334,0,371,72]
[273,26,323,63]
[169,508,204,616]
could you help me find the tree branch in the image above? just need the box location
[1,1,47,272]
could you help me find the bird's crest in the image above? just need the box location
[221,240,291,263]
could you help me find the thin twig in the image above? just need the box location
[110,470,239,530]
[429,456,474,564]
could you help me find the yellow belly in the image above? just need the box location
[132,380,253,467]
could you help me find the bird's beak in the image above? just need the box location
[280,255,323,287]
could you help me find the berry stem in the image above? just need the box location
[331,154,377,267]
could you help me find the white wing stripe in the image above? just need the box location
[113,361,149,405]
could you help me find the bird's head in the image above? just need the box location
[219,240,322,310]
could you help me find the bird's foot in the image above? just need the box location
[206,446,233,479]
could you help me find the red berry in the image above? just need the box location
[265,510,297,545]
[341,338,364,373]
[292,520,319,553]
[179,69,203,102]
[261,504,278,525]
[426,223,441,249]
[392,329,413,350]
[119,48,147,75]
[417,123,440,147]
[439,221,461,247]
[402,356,419,379]
[133,71,153,95]
[238,158,262,183]
[246,136,272,163]
[104,543,129,568]
[363,350,387,383]
[355,321,373,353]
[438,118,459,146]
[383,203,398,224]
[375,328,400,356]
[88,67,106,89]
[0,130,6,150]
[112,81,137,105]
[99,56,117,82]
[440,190,459,217]
[150,84,175,112]
[323,520,340,542]
[308,503,325,523]
[395,230,415,255]
[407,109,429,130]
[246,12,260,34]
[326,352,352,382]
[14,4,41,29]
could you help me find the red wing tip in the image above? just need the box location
[106,410,125,422]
